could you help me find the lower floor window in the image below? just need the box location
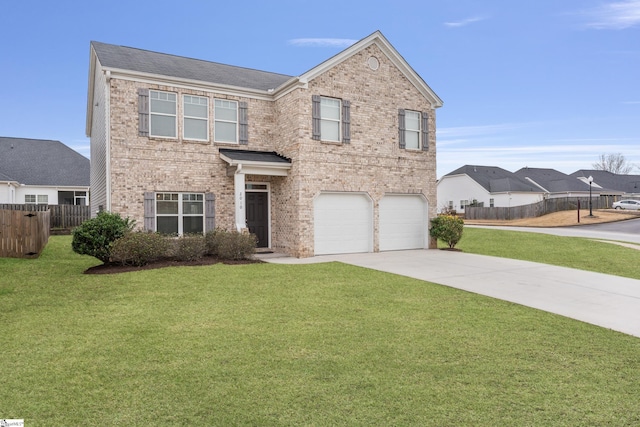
[25,194,48,204]
[156,193,204,235]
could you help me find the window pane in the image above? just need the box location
[405,111,420,131]
[37,195,48,204]
[215,100,238,121]
[25,195,36,203]
[183,201,203,215]
[157,216,178,235]
[157,200,178,215]
[215,121,237,142]
[184,118,208,140]
[183,216,203,234]
[150,95,176,115]
[405,130,419,149]
[321,98,340,120]
[321,120,340,142]
[151,114,176,137]
[184,97,208,118]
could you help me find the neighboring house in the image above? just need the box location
[571,170,640,198]
[86,31,443,257]
[513,167,611,198]
[0,137,90,205]
[437,165,543,213]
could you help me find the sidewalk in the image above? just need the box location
[256,250,640,338]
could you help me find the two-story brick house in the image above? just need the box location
[86,31,442,257]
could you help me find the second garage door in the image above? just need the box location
[314,193,373,255]
[379,194,427,251]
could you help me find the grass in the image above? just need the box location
[458,227,640,279]
[1,236,640,426]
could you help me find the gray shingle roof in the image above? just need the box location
[514,167,591,192]
[444,165,540,193]
[219,148,291,164]
[0,137,90,186]
[91,41,294,91]
[571,169,640,194]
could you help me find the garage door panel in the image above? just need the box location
[379,195,427,251]
[314,193,372,255]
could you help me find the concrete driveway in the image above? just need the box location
[258,249,640,338]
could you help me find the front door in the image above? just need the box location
[246,192,268,248]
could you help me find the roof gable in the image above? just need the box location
[444,165,540,193]
[514,167,591,192]
[0,137,90,186]
[298,31,442,108]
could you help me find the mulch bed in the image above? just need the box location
[84,255,263,275]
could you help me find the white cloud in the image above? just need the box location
[444,16,487,28]
[582,0,640,29]
[288,38,358,48]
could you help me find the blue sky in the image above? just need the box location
[1,0,639,178]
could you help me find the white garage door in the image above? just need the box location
[379,195,427,251]
[314,193,373,255]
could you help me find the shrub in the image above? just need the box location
[71,211,135,262]
[174,234,207,261]
[204,228,225,256]
[430,215,464,249]
[216,230,257,260]
[110,232,170,266]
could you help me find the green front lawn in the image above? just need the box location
[459,227,640,279]
[1,236,639,426]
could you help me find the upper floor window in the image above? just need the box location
[215,99,238,143]
[139,89,248,144]
[183,95,209,141]
[150,90,177,138]
[312,95,351,143]
[398,109,429,151]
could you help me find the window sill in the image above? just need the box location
[320,140,344,146]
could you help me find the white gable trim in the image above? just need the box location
[296,31,443,108]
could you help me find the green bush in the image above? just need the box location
[71,211,135,262]
[216,230,258,260]
[204,228,225,256]
[110,232,170,266]
[430,215,464,249]
[173,234,207,261]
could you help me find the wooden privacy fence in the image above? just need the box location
[465,196,612,221]
[0,208,50,258]
[0,204,90,229]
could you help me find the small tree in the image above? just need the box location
[592,153,636,174]
[430,215,464,249]
[71,211,135,263]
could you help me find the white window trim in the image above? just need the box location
[214,99,239,144]
[320,96,341,143]
[149,90,177,139]
[404,110,421,150]
[156,192,205,235]
[183,94,209,142]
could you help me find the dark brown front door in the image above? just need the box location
[246,192,268,248]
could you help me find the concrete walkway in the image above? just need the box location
[256,250,640,338]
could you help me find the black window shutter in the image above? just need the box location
[421,111,429,151]
[143,192,155,231]
[239,102,249,145]
[138,88,149,137]
[312,95,321,140]
[342,100,351,144]
[398,109,406,149]
[205,193,216,232]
